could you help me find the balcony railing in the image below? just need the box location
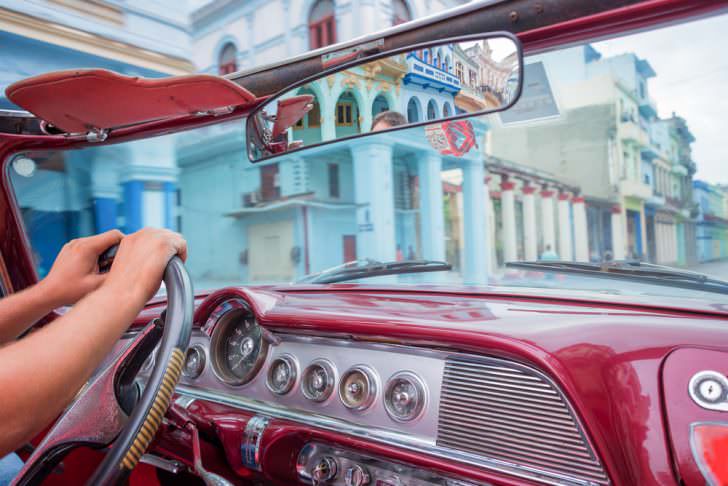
[405,55,461,94]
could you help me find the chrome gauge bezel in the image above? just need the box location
[182,344,207,379]
[266,354,299,395]
[339,365,378,411]
[384,371,427,422]
[209,308,269,386]
[301,359,337,402]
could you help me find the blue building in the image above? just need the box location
[2,0,192,275]
[693,180,728,262]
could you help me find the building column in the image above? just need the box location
[522,184,537,261]
[321,94,337,142]
[93,198,118,233]
[123,180,144,233]
[557,192,573,261]
[163,181,176,230]
[462,160,487,284]
[245,12,256,67]
[572,196,589,262]
[500,178,517,263]
[611,204,625,260]
[418,153,445,261]
[486,183,497,274]
[540,188,556,254]
[351,143,396,262]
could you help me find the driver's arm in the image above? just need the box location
[0,228,186,457]
[0,230,124,344]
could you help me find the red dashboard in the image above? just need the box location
[94,285,728,486]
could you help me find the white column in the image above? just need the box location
[522,185,538,261]
[611,205,625,260]
[540,189,556,255]
[572,196,589,262]
[501,179,517,263]
[418,153,445,261]
[352,143,396,262]
[486,185,497,274]
[462,160,487,284]
[557,192,573,261]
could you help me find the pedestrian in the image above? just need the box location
[396,244,404,261]
[371,110,407,132]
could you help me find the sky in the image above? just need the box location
[592,13,728,185]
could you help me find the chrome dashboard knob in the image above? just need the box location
[312,456,337,484]
[345,464,371,486]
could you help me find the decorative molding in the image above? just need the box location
[48,0,123,25]
[0,7,194,75]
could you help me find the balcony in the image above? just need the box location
[404,54,461,95]
[638,96,657,119]
[618,118,647,146]
[619,178,653,200]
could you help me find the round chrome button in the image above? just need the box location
[302,359,336,402]
[182,345,206,379]
[267,354,298,395]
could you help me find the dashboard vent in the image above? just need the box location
[437,356,609,485]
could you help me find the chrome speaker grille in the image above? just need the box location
[437,356,609,485]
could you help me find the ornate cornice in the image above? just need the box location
[0,7,194,75]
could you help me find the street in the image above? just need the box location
[688,258,728,281]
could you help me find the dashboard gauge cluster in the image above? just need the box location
[170,299,440,437]
[209,305,269,386]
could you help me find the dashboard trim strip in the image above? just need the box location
[175,385,601,486]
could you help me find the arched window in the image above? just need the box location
[443,55,451,72]
[426,99,438,120]
[372,94,389,117]
[392,0,411,25]
[309,0,336,49]
[407,97,420,123]
[335,91,360,137]
[423,50,429,63]
[218,43,237,75]
[443,102,452,117]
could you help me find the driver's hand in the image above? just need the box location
[40,229,124,307]
[104,228,187,306]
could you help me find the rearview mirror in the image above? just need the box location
[246,33,522,162]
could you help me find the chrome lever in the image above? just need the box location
[187,423,233,486]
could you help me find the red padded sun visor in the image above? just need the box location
[5,69,257,134]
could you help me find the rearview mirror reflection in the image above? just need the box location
[247,33,522,162]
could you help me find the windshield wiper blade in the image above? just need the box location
[298,259,452,284]
[506,260,728,295]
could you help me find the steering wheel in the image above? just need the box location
[12,251,194,486]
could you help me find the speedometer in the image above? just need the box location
[209,308,268,386]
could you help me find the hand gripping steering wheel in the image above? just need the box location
[12,251,193,486]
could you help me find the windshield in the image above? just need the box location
[8,13,728,301]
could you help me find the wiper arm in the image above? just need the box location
[298,259,452,284]
[506,260,728,295]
